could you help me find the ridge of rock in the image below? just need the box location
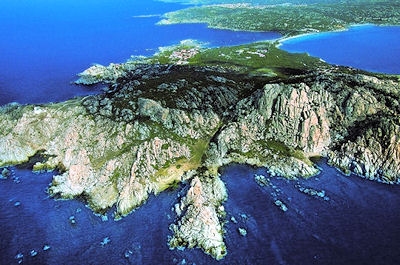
[1,64,399,259]
[169,173,227,260]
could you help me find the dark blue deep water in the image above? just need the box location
[0,0,279,106]
[1,161,400,265]
[279,25,400,74]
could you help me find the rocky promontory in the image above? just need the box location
[169,172,227,260]
[208,71,400,183]
[1,44,399,259]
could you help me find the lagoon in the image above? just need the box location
[279,25,400,74]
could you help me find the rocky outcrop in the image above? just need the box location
[204,81,333,178]
[169,173,227,260]
[0,99,207,216]
[202,71,400,183]
[307,73,400,182]
[328,115,400,183]
[1,63,399,260]
[0,81,226,218]
[75,63,128,85]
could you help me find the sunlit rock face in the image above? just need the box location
[204,71,400,183]
[0,101,203,216]
[205,81,332,178]
[328,117,400,183]
[169,174,227,260]
[0,63,399,260]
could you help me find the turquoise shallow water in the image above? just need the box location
[279,25,400,74]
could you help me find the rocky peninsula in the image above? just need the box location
[1,41,399,259]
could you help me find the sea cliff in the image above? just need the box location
[1,44,399,259]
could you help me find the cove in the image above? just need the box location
[279,25,400,74]
[0,0,280,106]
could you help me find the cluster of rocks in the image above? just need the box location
[274,199,288,212]
[14,245,50,264]
[295,183,329,201]
[204,70,400,183]
[254,174,269,187]
[1,167,10,178]
[79,64,255,126]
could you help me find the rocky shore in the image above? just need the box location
[1,46,399,259]
[169,172,227,260]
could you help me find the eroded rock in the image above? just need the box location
[169,174,227,260]
[1,64,399,260]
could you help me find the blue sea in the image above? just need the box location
[1,1,400,264]
[279,25,400,74]
[0,0,279,106]
[1,161,400,264]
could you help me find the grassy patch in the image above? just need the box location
[188,42,327,77]
[151,138,210,192]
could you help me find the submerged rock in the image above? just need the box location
[274,200,288,212]
[69,215,76,225]
[238,227,248,237]
[100,237,111,246]
[1,167,10,178]
[254,174,269,187]
[296,184,329,201]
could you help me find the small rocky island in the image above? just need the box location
[1,39,399,260]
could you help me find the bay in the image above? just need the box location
[279,25,400,74]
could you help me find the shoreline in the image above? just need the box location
[275,23,400,75]
[276,24,363,47]
[276,23,399,46]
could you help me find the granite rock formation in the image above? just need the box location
[169,173,227,260]
[1,62,399,259]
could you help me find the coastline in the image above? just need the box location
[276,23,398,46]
[276,23,400,75]
[276,25,351,47]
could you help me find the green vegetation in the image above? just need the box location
[188,42,327,76]
[158,0,352,5]
[158,1,400,36]
[161,0,400,4]
[259,139,312,166]
[151,138,211,191]
[137,40,327,78]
